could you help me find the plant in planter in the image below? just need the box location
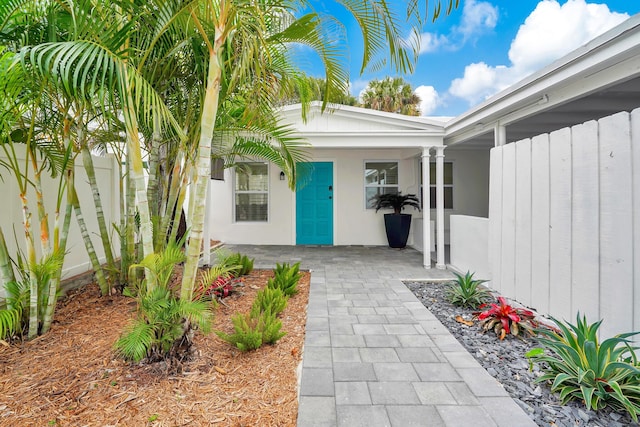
[370,192,421,248]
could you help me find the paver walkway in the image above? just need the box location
[224,245,536,427]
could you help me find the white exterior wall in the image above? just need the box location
[0,149,120,285]
[434,149,491,244]
[210,148,423,246]
[449,215,490,280]
[488,109,640,338]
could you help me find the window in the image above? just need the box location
[365,161,398,208]
[420,161,453,209]
[234,162,268,221]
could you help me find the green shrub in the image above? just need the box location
[269,262,302,296]
[216,312,263,352]
[216,306,286,351]
[216,251,254,276]
[252,286,288,316]
[115,242,214,362]
[446,271,492,309]
[526,314,640,421]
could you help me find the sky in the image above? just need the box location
[297,0,639,117]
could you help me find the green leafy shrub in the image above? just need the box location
[115,242,215,362]
[216,307,286,351]
[269,262,302,296]
[216,312,263,352]
[257,306,286,344]
[526,314,640,421]
[252,286,288,317]
[477,296,537,339]
[216,250,254,276]
[446,271,492,309]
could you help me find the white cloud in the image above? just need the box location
[415,85,440,115]
[416,32,450,54]
[411,0,498,55]
[456,0,499,41]
[448,0,629,105]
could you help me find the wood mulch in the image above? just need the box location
[0,269,310,427]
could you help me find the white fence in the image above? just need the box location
[488,109,640,338]
[0,148,120,291]
[449,215,490,280]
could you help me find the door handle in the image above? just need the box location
[328,185,333,191]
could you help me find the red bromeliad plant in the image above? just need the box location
[477,297,538,340]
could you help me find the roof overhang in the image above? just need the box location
[444,14,640,148]
[280,102,445,149]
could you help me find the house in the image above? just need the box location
[210,13,640,338]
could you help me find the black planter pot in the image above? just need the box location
[383,213,412,248]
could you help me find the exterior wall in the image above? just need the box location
[488,109,640,338]
[0,149,120,286]
[210,146,491,249]
[449,215,490,280]
[210,148,423,246]
[431,148,491,243]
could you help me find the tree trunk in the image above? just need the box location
[181,42,223,301]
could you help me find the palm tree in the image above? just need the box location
[360,76,422,116]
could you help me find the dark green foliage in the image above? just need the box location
[252,286,288,317]
[445,271,492,309]
[526,314,640,421]
[269,262,302,296]
[369,192,420,214]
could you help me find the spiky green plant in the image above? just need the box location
[216,305,286,351]
[526,314,640,421]
[446,271,492,309]
[216,312,263,352]
[269,262,302,296]
[252,286,288,317]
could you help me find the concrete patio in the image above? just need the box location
[224,244,536,427]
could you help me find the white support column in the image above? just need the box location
[495,124,507,147]
[436,146,446,269]
[421,147,431,269]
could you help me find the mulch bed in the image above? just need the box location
[0,269,310,427]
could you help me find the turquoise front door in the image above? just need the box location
[296,162,333,245]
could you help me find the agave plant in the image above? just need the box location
[477,296,538,339]
[526,314,640,421]
[446,271,492,309]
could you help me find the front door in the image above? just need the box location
[296,162,333,245]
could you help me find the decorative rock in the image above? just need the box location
[405,281,640,427]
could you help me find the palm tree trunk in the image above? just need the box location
[69,176,110,295]
[20,192,39,339]
[180,43,223,300]
[119,65,155,288]
[0,227,16,301]
[81,143,117,285]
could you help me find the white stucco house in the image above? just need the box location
[210,14,640,338]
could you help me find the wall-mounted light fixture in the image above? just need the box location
[279,171,285,181]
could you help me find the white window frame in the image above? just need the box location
[419,160,454,210]
[233,161,269,222]
[364,160,399,209]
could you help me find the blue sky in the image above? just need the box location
[298,0,639,117]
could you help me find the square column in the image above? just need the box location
[436,146,446,269]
